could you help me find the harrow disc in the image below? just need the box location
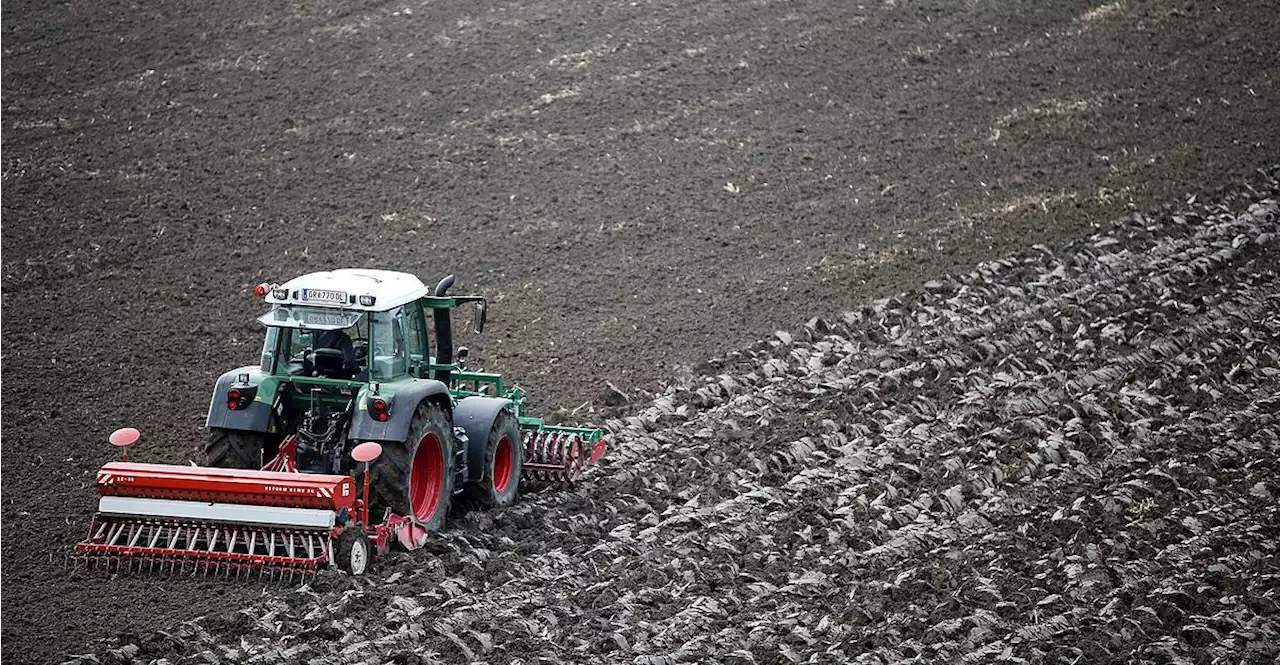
[520,430,586,485]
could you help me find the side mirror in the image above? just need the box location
[473,301,487,334]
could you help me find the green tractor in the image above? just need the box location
[205,269,605,540]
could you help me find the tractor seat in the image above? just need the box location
[309,348,356,379]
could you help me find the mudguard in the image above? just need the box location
[348,379,452,442]
[453,396,514,483]
[206,367,272,433]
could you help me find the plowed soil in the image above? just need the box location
[68,169,1280,665]
[3,0,1278,662]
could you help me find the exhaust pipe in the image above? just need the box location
[433,275,455,385]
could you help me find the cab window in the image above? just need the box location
[404,303,429,375]
[370,310,404,379]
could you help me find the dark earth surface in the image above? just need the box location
[65,170,1280,665]
[2,0,1278,661]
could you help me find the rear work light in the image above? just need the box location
[358,295,376,307]
[369,397,390,422]
[272,288,289,300]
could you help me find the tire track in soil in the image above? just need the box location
[71,170,1280,664]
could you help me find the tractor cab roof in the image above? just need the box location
[264,269,429,312]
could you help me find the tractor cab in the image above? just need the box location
[258,269,435,385]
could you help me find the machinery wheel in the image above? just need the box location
[463,411,523,508]
[369,401,454,532]
[205,428,265,469]
[334,527,371,576]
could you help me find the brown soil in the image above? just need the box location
[2,0,1278,662]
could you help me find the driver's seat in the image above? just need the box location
[311,329,358,379]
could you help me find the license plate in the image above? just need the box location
[300,289,347,305]
[301,310,355,327]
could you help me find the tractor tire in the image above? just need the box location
[334,527,371,576]
[368,401,454,532]
[205,428,265,469]
[463,410,523,508]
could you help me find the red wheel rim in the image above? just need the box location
[410,432,444,522]
[493,435,514,493]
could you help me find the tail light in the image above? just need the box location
[369,397,390,422]
[226,385,256,410]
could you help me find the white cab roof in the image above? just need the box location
[265,269,430,312]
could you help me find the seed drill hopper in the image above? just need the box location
[75,270,606,576]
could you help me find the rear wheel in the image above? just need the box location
[464,411,523,508]
[368,402,454,532]
[205,428,265,469]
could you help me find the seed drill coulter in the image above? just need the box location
[75,270,606,576]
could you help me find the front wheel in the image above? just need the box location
[205,428,265,469]
[368,402,455,532]
[464,411,523,508]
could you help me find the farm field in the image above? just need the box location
[2,0,1278,662]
